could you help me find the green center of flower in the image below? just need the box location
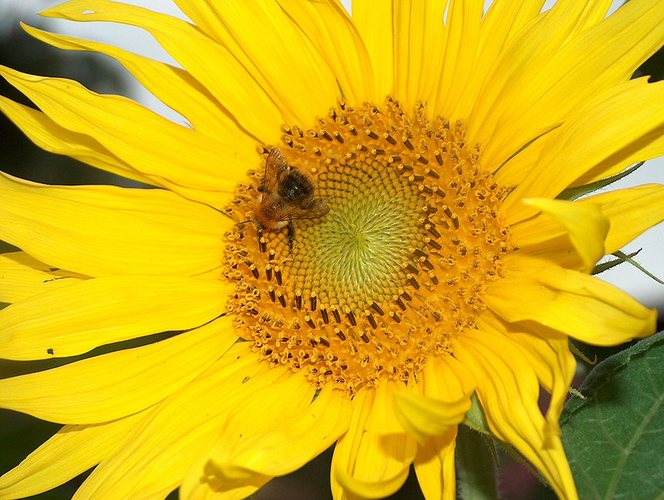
[223,98,512,394]
[291,158,422,311]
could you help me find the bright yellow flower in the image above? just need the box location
[1,0,664,498]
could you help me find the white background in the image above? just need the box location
[1,0,662,312]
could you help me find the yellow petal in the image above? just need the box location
[0,95,152,186]
[574,0,614,30]
[474,0,664,173]
[486,255,657,345]
[502,79,664,223]
[182,470,269,500]
[0,65,246,193]
[393,0,447,110]
[75,343,278,499]
[574,131,664,187]
[0,94,244,208]
[332,383,416,499]
[579,184,664,253]
[352,0,394,99]
[413,434,457,500]
[21,23,249,143]
[452,0,545,119]
[478,311,575,435]
[40,0,282,142]
[161,0,219,43]
[509,185,664,270]
[507,329,575,435]
[0,317,236,424]
[512,231,587,271]
[393,356,474,443]
[518,198,609,272]
[468,0,585,149]
[456,330,577,500]
[423,353,476,400]
[170,0,339,125]
[0,173,229,277]
[275,0,374,105]
[0,276,232,360]
[509,199,603,272]
[435,0,484,117]
[0,413,143,499]
[207,378,349,479]
[0,251,84,303]
[393,391,469,445]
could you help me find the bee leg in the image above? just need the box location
[256,223,267,253]
[287,220,295,252]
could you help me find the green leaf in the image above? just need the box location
[561,331,664,499]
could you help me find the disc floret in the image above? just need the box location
[224,98,513,394]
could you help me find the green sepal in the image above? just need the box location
[592,250,664,285]
[462,393,491,435]
[455,425,500,500]
[557,162,643,201]
[611,250,664,284]
[495,125,561,175]
[461,394,548,491]
[591,249,641,275]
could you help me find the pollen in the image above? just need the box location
[223,98,513,394]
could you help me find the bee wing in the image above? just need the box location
[284,198,330,220]
[262,148,290,193]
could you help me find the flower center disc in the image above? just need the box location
[224,98,512,394]
[296,158,422,311]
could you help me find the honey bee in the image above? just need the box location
[252,148,329,249]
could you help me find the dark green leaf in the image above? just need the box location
[561,331,664,499]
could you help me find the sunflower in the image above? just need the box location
[1,0,664,498]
